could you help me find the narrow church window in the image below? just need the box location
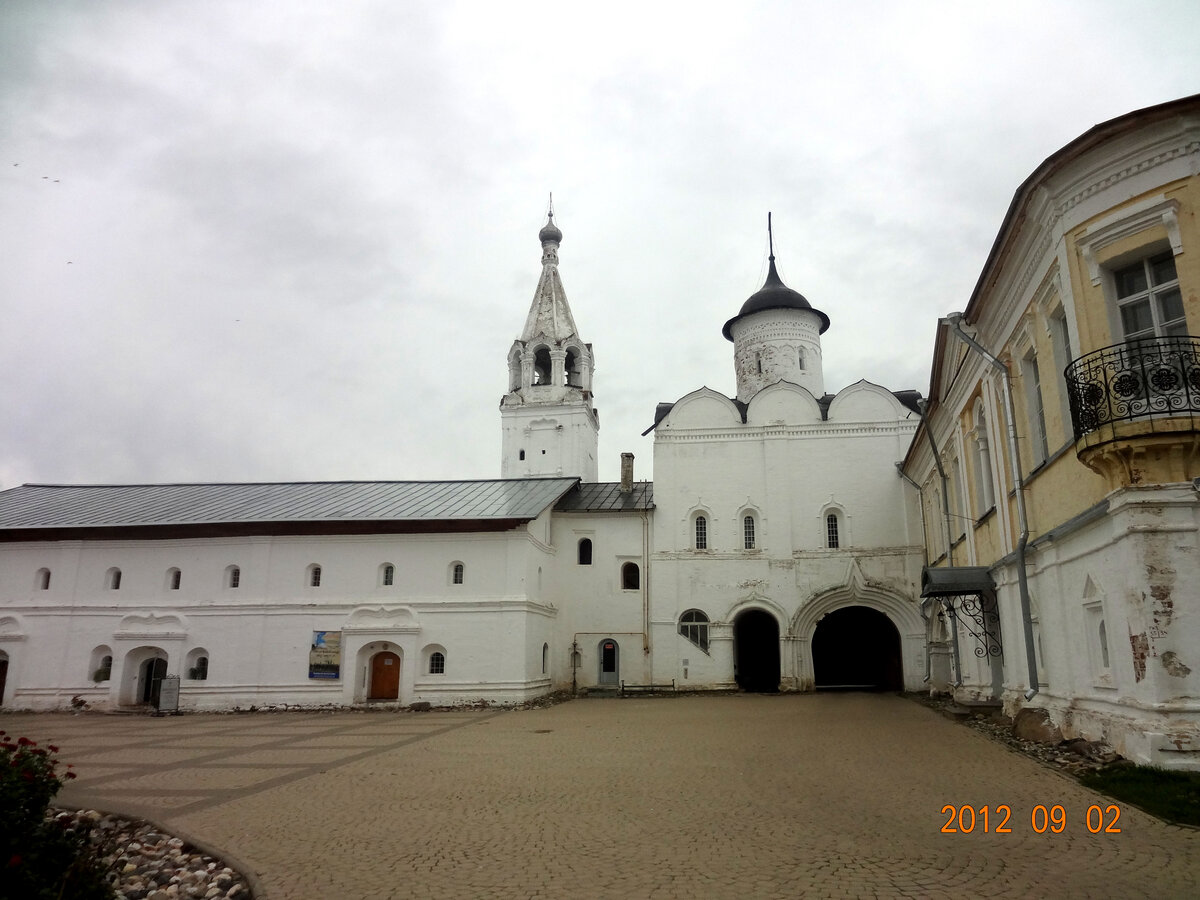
[542,643,549,674]
[695,516,708,550]
[519,449,525,460]
[227,565,241,589]
[309,565,322,588]
[382,564,394,586]
[797,348,806,370]
[169,568,181,590]
[679,609,710,652]
[621,562,640,590]
[430,652,445,674]
[1099,620,1109,669]
[36,568,51,590]
[756,352,763,374]
[743,516,756,550]
[826,513,840,549]
[94,655,112,682]
[578,538,593,565]
[452,562,465,585]
[106,568,122,590]
[191,656,209,680]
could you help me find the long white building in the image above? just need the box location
[0,211,926,711]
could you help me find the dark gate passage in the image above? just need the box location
[734,609,780,692]
[812,606,903,691]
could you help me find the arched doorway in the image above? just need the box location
[598,639,619,685]
[734,609,780,692]
[139,657,168,706]
[812,606,903,691]
[369,651,401,700]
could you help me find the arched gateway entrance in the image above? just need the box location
[734,609,780,692]
[812,606,903,691]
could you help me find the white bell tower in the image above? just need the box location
[500,204,599,481]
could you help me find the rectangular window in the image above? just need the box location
[695,516,707,550]
[826,513,840,549]
[1049,308,1074,440]
[1023,351,1049,466]
[743,516,755,550]
[1116,252,1186,339]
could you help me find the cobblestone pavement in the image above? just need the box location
[7,694,1199,899]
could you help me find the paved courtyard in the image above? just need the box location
[6,693,1199,899]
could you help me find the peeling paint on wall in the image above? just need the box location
[1161,651,1192,678]
[1130,631,1149,682]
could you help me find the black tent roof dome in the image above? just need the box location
[538,213,562,244]
[722,256,830,341]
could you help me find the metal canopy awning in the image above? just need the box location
[921,566,996,597]
[921,566,1002,668]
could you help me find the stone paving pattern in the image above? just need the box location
[7,694,1199,899]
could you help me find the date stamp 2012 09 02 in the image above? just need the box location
[940,804,1122,834]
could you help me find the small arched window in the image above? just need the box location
[452,562,465,585]
[826,513,840,549]
[35,568,51,590]
[578,538,593,565]
[106,567,122,590]
[94,655,113,682]
[168,568,182,590]
[621,562,640,590]
[1099,619,1109,669]
[308,564,322,588]
[532,347,552,385]
[519,449,526,461]
[695,515,708,550]
[743,515,756,550]
[190,656,209,680]
[542,642,549,674]
[679,609,710,652]
[429,651,445,674]
[382,564,395,586]
[226,565,241,589]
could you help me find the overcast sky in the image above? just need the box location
[3,1,1199,489]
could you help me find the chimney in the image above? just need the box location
[619,453,634,493]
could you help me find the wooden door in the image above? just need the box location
[370,651,400,700]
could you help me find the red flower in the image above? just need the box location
[48,745,60,753]
[65,771,77,779]
[16,736,33,746]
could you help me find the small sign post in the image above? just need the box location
[156,674,181,715]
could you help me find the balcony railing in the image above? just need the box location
[1065,336,1200,442]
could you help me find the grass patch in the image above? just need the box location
[1079,765,1200,826]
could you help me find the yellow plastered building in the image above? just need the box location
[904,94,1200,768]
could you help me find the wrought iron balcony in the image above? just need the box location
[1065,336,1200,443]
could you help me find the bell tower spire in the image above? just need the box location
[500,204,599,481]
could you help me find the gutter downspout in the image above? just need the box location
[917,401,954,566]
[944,313,1039,700]
[897,463,935,683]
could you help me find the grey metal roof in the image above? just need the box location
[554,481,654,512]
[0,479,579,530]
[921,566,996,597]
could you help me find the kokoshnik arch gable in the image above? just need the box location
[2,94,1199,769]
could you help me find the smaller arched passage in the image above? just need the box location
[812,606,903,691]
[733,609,781,692]
[119,646,170,707]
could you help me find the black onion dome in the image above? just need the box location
[539,214,562,244]
[721,257,829,340]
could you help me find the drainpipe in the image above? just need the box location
[916,400,954,566]
[898,463,934,683]
[943,313,1039,700]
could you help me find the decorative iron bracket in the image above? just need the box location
[942,592,1002,661]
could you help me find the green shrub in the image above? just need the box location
[0,731,114,900]
[1079,764,1200,827]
